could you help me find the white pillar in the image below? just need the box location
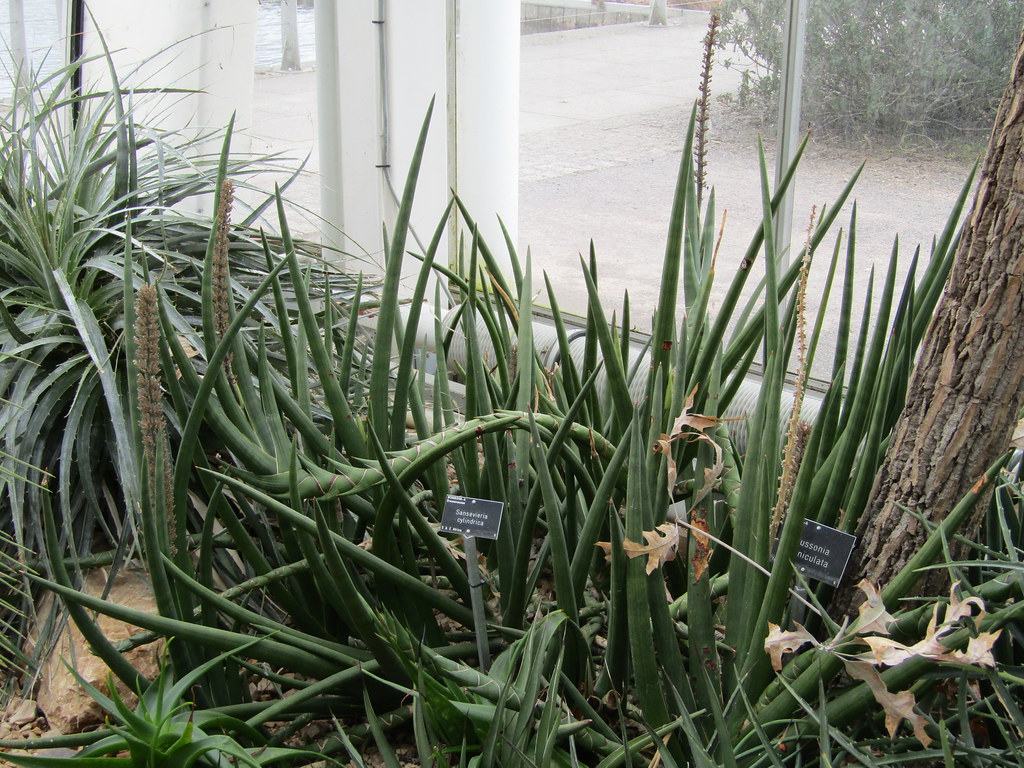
[386,0,448,274]
[456,0,520,277]
[322,1,517,288]
[80,0,258,212]
[649,0,668,26]
[315,0,349,257]
[281,0,301,71]
[8,0,28,86]
[328,0,447,282]
[774,0,807,263]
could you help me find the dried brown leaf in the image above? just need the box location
[854,624,1002,669]
[623,523,683,575]
[671,386,721,434]
[691,438,724,506]
[653,434,679,493]
[948,632,1001,667]
[855,636,919,667]
[852,580,898,635]
[939,581,986,628]
[765,622,816,671]
[656,386,724,497]
[844,659,932,747]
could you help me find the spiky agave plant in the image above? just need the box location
[0,641,330,767]
[0,55,364,685]
[0,57,328,550]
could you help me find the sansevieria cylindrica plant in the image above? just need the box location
[8,47,1021,768]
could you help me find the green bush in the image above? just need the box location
[719,0,1024,141]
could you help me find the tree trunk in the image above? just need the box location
[649,0,668,26]
[832,28,1024,614]
[281,0,302,71]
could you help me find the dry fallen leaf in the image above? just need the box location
[622,522,683,575]
[851,581,1000,669]
[936,581,986,629]
[671,386,722,434]
[844,659,932,747]
[855,635,920,667]
[764,622,816,671]
[852,580,898,635]
[654,385,724,498]
[948,632,1001,667]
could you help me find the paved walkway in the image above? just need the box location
[250,12,726,238]
[249,13,973,347]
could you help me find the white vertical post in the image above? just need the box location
[9,0,29,88]
[281,0,301,71]
[383,0,447,277]
[649,0,668,26]
[456,0,519,278]
[774,0,807,264]
[80,1,258,213]
[315,0,347,257]
[446,0,459,270]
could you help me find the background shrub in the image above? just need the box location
[718,0,1024,141]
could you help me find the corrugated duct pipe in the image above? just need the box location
[439,306,824,454]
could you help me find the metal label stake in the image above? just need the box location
[440,495,504,671]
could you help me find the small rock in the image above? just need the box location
[5,699,37,727]
[30,568,165,733]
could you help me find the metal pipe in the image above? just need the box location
[373,0,431,257]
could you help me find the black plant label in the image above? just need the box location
[793,520,857,587]
[440,495,504,541]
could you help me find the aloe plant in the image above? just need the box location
[0,641,328,767]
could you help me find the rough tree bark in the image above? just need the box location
[833,27,1024,614]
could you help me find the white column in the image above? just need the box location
[649,0,668,26]
[328,0,447,282]
[386,0,448,277]
[456,0,520,277]
[281,0,301,71]
[323,1,514,288]
[774,0,808,263]
[315,0,349,257]
[80,0,258,214]
[8,0,28,86]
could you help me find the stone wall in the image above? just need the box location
[521,2,653,34]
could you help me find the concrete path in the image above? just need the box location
[249,13,975,363]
